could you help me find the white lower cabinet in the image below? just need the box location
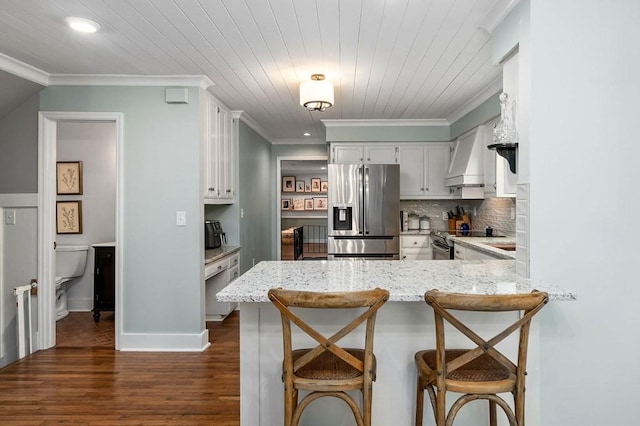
[400,235,432,260]
[205,251,239,320]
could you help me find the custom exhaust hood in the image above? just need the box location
[445,125,486,187]
[444,125,487,199]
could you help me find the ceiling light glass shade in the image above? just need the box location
[300,74,334,112]
[66,17,101,33]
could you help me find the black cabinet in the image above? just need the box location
[93,246,115,322]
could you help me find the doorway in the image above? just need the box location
[276,156,328,260]
[38,112,123,351]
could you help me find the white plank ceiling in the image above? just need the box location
[0,0,506,141]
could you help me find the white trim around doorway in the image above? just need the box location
[38,111,124,351]
[275,155,328,260]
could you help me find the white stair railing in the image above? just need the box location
[14,280,37,359]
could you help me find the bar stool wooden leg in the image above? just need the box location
[489,399,497,426]
[415,375,424,426]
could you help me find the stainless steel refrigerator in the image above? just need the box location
[327,163,400,259]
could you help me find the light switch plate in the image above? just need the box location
[5,209,16,225]
[176,211,186,226]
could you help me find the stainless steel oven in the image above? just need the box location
[430,230,454,260]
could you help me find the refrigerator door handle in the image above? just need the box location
[358,165,364,235]
[364,166,369,234]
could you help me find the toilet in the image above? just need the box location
[55,244,89,321]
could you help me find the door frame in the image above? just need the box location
[38,111,124,350]
[275,155,327,260]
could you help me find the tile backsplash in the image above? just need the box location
[400,197,516,236]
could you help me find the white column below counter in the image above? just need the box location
[240,301,538,426]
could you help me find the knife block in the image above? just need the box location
[448,219,456,234]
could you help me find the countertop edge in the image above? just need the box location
[216,260,577,303]
[450,236,516,259]
[205,245,241,264]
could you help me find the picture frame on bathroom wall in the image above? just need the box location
[56,161,83,195]
[296,181,305,192]
[320,181,328,192]
[56,200,83,234]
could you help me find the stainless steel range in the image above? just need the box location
[431,229,506,260]
[430,230,454,260]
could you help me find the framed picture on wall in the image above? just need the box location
[296,181,305,192]
[313,197,327,210]
[311,178,321,192]
[281,199,291,210]
[282,176,296,192]
[304,199,314,210]
[320,181,328,192]
[56,161,83,195]
[292,198,305,211]
[56,200,83,234]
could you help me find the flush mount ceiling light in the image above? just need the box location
[303,132,311,137]
[65,17,101,33]
[299,74,334,112]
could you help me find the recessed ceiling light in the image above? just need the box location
[66,17,101,33]
[303,132,311,137]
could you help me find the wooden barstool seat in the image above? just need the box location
[268,288,389,426]
[415,290,548,426]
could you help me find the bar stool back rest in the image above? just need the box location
[415,290,548,426]
[268,288,389,426]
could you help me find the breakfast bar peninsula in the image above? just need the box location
[217,260,575,426]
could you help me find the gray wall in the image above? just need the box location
[449,93,501,139]
[526,1,640,424]
[325,123,449,142]
[0,92,40,366]
[0,93,39,193]
[236,121,272,272]
[56,122,116,311]
[40,86,203,344]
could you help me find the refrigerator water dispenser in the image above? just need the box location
[332,206,352,230]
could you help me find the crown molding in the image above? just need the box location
[446,76,503,124]
[321,118,449,127]
[232,110,274,143]
[0,52,49,86]
[477,0,520,34]
[48,74,214,90]
[272,138,326,145]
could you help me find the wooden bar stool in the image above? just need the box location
[268,288,389,426]
[414,290,548,426]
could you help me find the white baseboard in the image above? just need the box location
[119,330,210,352]
[67,298,93,312]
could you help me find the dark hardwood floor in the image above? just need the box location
[0,312,240,425]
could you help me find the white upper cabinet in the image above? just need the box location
[330,144,364,163]
[398,143,452,199]
[202,92,235,204]
[364,145,398,164]
[330,143,398,164]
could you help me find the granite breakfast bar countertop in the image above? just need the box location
[223,259,575,426]
[216,259,576,303]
